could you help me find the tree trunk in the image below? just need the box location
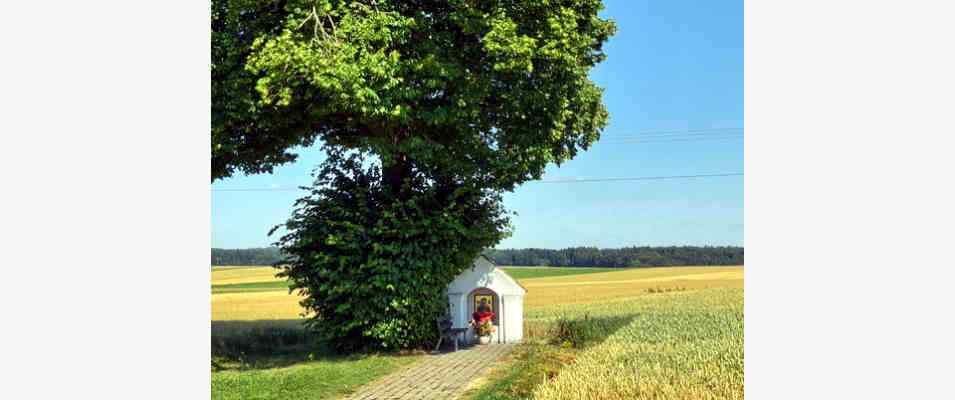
[382,154,410,197]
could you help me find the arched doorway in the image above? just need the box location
[468,287,500,325]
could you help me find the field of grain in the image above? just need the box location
[527,289,743,400]
[520,266,741,308]
[494,266,622,280]
[212,266,286,285]
[211,265,742,320]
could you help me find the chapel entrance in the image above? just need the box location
[468,287,500,325]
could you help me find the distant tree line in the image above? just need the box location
[483,246,743,267]
[213,246,742,268]
[211,247,285,266]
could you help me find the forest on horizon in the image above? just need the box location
[212,246,743,268]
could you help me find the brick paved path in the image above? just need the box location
[343,344,515,400]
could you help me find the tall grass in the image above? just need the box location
[547,314,636,349]
[211,320,324,370]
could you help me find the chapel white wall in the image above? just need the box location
[502,294,523,342]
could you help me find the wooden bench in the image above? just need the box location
[435,318,468,352]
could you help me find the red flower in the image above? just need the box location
[472,310,495,324]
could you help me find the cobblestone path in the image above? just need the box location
[343,343,515,400]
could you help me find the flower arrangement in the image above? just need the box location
[475,320,497,336]
[471,310,496,337]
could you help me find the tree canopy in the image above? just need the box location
[212,0,615,351]
[213,0,614,185]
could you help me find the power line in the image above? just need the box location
[533,172,743,183]
[600,134,743,144]
[212,172,743,192]
[600,127,742,138]
[601,131,743,141]
[212,187,307,192]
[607,131,743,140]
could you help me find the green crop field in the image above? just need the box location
[212,280,292,294]
[498,266,623,280]
[211,265,743,399]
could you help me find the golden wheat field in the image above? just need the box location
[211,265,742,320]
[528,288,744,400]
[211,266,287,285]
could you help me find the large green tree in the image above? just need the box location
[213,0,615,350]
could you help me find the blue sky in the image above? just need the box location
[212,0,743,249]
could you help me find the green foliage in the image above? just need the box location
[214,0,616,351]
[210,247,744,268]
[212,0,319,180]
[476,320,495,337]
[274,148,510,352]
[212,0,615,186]
[211,247,286,265]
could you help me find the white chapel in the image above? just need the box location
[446,255,527,344]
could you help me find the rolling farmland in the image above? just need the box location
[211,265,743,399]
[211,265,742,320]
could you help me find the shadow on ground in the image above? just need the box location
[465,314,640,400]
[212,319,325,371]
[212,320,431,371]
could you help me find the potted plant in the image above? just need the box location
[471,309,496,344]
[475,320,496,344]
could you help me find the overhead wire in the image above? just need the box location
[212,172,743,192]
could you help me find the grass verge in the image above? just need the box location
[466,344,576,400]
[464,314,635,400]
[212,319,423,400]
[212,353,419,400]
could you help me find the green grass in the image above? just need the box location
[498,266,624,280]
[212,280,292,294]
[212,354,420,400]
[467,344,578,400]
[212,320,315,368]
[210,319,421,400]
